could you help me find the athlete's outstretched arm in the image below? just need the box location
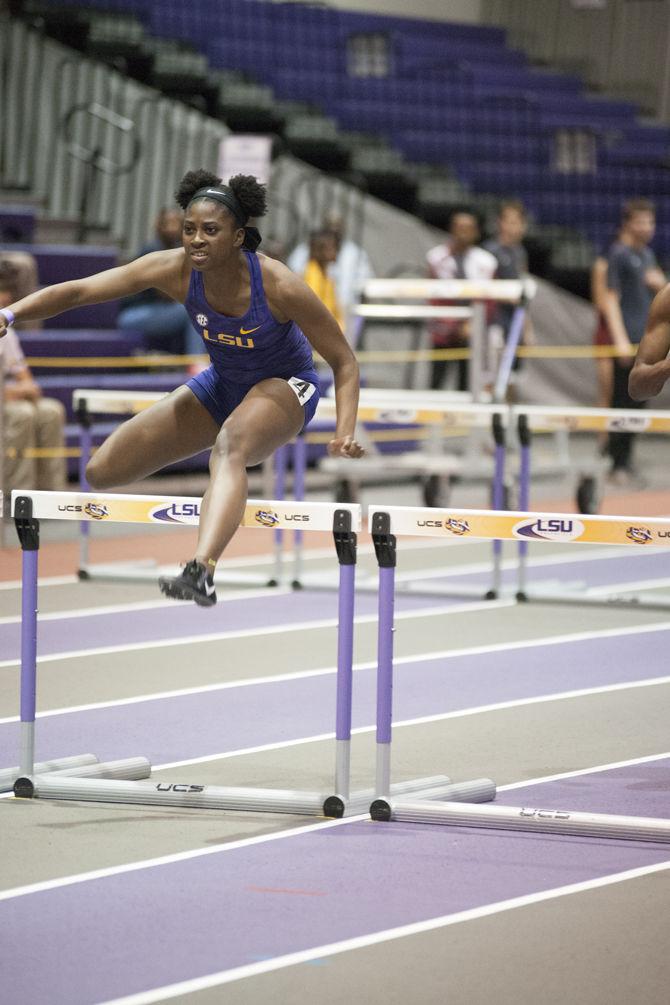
[0,250,185,335]
[629,284,670,401]
[267,262,363,458]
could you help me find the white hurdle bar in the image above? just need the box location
[367,503,670,842]
[10,490,448,817]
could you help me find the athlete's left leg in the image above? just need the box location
[195,377,305,566]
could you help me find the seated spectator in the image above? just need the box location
[117,207,201,356]
[0,250,40,329]
[288,211,373,341]
[0,261,66,494]
[426,210,497,391]
[302,229,345,330]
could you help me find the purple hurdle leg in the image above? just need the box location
[492,306,526,403]
[371,512,396,799]
[269,444,287,586]
[486,412,507,600]
[333,510,357,799]
[516,413,531,601]
[77,404,92,577]
[14,497,40,776]
[291,433,307,589]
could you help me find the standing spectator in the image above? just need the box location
[287,211,374,341]
[426,209,497,392]
[302,230,344,330]
[603,199,666,483]
[483,200,534,374]
[117,207,201,356]
[0,261,66,494]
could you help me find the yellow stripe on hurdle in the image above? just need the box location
[368,505,670,548]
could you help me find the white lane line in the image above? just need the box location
[0,815,366,902]
[99,860,670,1005]
[2,750,668,896]
[586,577,670,596]
[1,618,669,724]
[0,587,290,626]
[151,673,670,771]
[498,750,670,791]
[0,597,516,670]
[0,574,78,591]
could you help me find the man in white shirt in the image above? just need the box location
[0,262,66,495]
[426,210,497,391]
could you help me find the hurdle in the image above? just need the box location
[359,277,533,400]
[512,404,670,609]
[367,503,670,842]
[10,489,452,817]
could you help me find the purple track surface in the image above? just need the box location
[2,550,669,664]
[0,589,431,662]
[0,626,668,766]
[2,760,669,1005]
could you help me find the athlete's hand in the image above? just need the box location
[0,317,8,339]
[328,435,364,459]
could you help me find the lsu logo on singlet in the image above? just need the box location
[202,329,256,349]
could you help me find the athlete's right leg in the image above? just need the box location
[86,386,219,490]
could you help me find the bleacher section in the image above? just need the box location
[16,0,670,272]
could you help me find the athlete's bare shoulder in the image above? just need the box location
[258,253,296,290]
[258,253,305,320]
[135,247,191,300]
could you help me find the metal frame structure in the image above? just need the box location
[366,503,670,843]
[9,490,450,817]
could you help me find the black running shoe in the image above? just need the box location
[159,560,217,607]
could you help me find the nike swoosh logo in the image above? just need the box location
[240,325,261,335]
[204,581,216,596]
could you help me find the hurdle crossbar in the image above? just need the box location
[10,491,444,817]
[362,278,527,302]
[367,504,670,843]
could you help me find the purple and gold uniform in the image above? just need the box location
[186,250,320,426]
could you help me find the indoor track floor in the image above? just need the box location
[2,517,670,1005]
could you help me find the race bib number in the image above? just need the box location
[287,376,317,406]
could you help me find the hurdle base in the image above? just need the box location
[14,758,152,798]
[323,774,458,818]
[519,588,670,612]
[371,778,497,821]
[371,796,670,843]
[13,773,459,817]
[0,753,100,793]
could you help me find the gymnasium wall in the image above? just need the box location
[306,0,483,24]
[483,0,670,121]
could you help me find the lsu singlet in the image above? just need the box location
[184,251,321,426]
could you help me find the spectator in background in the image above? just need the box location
[0,260,66,495]
[117,207,201,356]
[287,211,374,342]
[302,229,344,330]
[426,209,497,392]
[590,236,622,451]
[603,199,666,484]
[483,200,534,370]
[0,250,40,328]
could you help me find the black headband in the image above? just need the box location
[187,186,261,252]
